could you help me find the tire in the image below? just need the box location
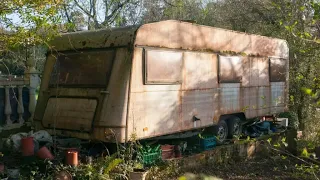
[227,116,242,138]
[214,120,228,143]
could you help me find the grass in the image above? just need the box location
[146,153,319,180]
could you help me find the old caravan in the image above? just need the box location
[34,20,289,143]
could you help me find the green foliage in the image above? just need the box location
[147,161,181,179]
[103,157,123,175]
[295,163,319,176]
[301,147,310,158]
[237,136,255,145]
[0,0,63,51]
[18,153,133,179]
[272,0,320,108]
[0,0,62,74]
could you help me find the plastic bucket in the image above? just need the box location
[37,146,54,160]
[21,137,34,156]
[129,169,148,180]
[161,145,174,160]
[65,150,78,166]
[0,164,4,173]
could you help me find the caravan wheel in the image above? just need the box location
[214,120,228,144]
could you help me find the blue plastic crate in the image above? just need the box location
[201,136,217,150]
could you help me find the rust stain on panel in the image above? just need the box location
[220,83,241,113]
[241,57,250,87]
[181,90,215,129]
[182,52,218,90]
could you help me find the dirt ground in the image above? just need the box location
[147,154,320,180]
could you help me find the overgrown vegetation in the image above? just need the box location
[146,136,320,180]
[19,156,125,179]
[16,140,144,179]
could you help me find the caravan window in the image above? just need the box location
[144,49,183,84]
[218,55,243,83]
[49,50,115,87]
[269,58,286,82]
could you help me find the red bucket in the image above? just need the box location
[65,150,78,166]
[21,137,34,156]
[0,164,4,173]
[161,145,175,160]
[37,146,54,160]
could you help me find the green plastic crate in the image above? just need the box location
[141,150,162,166]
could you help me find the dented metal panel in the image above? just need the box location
[258,86,271,115]
[181,90,216,129]
[220,83,241,113]
[242,87,259,118]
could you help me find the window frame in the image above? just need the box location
[144,48,183,85]
[218,55,243,83]
[269,57,287,82]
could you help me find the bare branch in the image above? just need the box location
[163,0,178,7]
[73,0,95,20]
[104,0,109,23]
[73,0,100,29]
[102,0,131,26]
[92,0,97,21]
[63,3,72,24]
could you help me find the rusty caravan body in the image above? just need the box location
[34,20,289,143]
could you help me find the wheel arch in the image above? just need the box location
[219,112,246,123]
